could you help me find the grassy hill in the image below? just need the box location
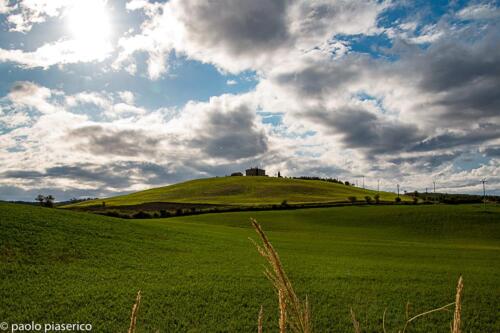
[65,176,404,209]
[1,202,499,332]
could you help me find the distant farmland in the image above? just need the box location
[1,202,499,332]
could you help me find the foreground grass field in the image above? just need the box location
[65,176,406,208]
[1,203,499,332]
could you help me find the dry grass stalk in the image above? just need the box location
[279,290,287,333]
[250,218,312,333]
[452,276,463,333]
[382,308,387,333]
[350,308,361,333]
[258,305,264,333]
[128,290,142,333]
[400,276,463,333]
[401,302,455,333]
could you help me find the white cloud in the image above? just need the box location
[118,91,135,105]
[0,38,113,69]
[6,81,59,114]
[4,0,69,32]
[457,3,500,20]
[0,0,13,14]
[66,92,111,109]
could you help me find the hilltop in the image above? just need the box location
[64,176,404,210]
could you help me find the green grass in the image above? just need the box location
[65,176,406,208]
[1,202,499,332]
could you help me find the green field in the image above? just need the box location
[65,176,406,209]
[1,202,499,332]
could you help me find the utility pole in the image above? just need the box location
[397,184,400,198]
[481,178,487,211]
[377,179,380,193]
[433,180,436,193]
[362,176,365,189]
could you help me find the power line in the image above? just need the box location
[481,178,487,211]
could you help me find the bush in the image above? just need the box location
[395,197,402,203]
[132,211,152,219]
[374,194,380,204]
[159,210,170,218]
[364,196,372,204]
[281,199,288,207]
[413,197,418,204]
[103,211,122,218]
[348,196,357,204]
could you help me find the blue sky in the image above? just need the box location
[0,0,499,201]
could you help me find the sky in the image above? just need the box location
[0,0,499,201]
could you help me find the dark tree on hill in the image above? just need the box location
[44,195,55,208]
[395,197,402,203]
[348,196,357,204]
[35,194,45,206]
[374,194,380,204]
[365,196,372,204]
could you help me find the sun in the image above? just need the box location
[66,0,112,43]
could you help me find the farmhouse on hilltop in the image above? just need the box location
[246,167,266,176]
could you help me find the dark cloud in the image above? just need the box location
[308,107,423,155]
[67,125,161,157]
[2,163,132,188]
[389,153,459,169]
[409,125,500,152]
[191,104,268,159]
[176,0,289,56]
[484,147,500,158]
[0,185,112,202]
[407,27,500,121]
[0,161,200,201]
[273,55,369,98]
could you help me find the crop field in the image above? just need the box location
[1,202,499,332]
[65,176,408,209]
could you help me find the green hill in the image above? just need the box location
[66,176,404,209]
[1,202,499,332]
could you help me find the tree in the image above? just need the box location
[413,197,418,204]
[348,196,357,204]
[44,195,55,208]
[35,194,45,206]
[395,197,402,203]
[364,196,372,204]
[374,194,380,204]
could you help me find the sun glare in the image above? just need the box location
[67,0,112,43]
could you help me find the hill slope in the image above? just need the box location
[1,202,499,332]
[66,176,403,208]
